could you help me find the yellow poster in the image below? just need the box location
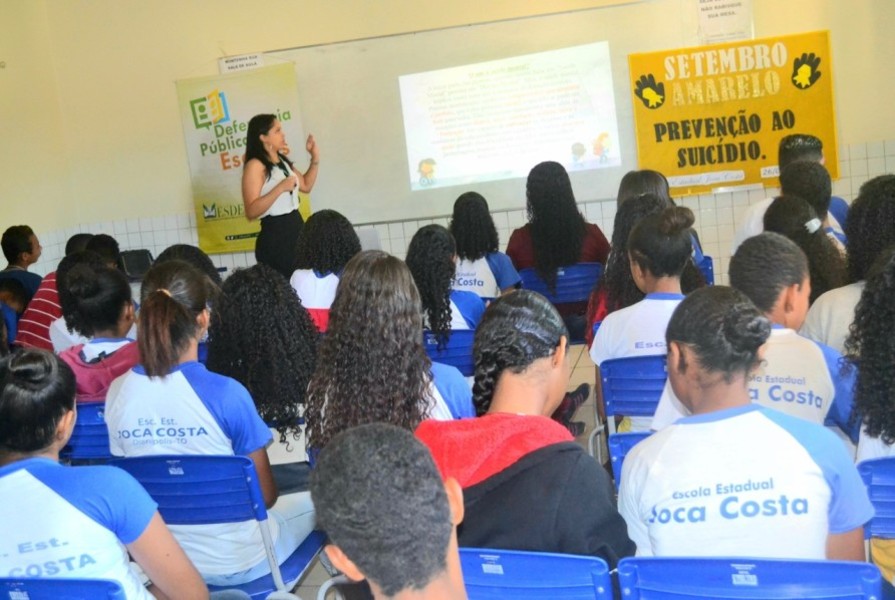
[628,31,837,196]
[175,63,309,254]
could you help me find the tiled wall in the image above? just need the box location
[28,140,895,285]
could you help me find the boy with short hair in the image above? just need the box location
[0,225,43,302]
[310,423,467,600]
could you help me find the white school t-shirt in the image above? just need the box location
[0,458,156,599]
[589,293,684,365]
[259,161,299,218]
[447,290,486,330]
[453,253,521,299]
[800,281,865,354]
[105,362,274,576]
[651,327,857,443]
[620,404,873,558]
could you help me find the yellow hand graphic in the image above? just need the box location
[792,53,821,89]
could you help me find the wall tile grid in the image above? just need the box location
[28,141,893,286]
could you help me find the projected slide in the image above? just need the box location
[399,42,621,191]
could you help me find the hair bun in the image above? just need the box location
[4,351,56,388]
[658,206,695,235]
[66,263,101,300]
[722,312,771,355]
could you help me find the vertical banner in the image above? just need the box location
[176,63,305,254]
[628,31,837,196]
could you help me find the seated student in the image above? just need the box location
[844,248,895,581]
[311,423,467,600]
[802,174,895,353]
[0,349,207,599]
[448,191,520,298]
[56,264,138,403]
[590,206,694,431]
[305,251,473,451]
[620,286,872,559]
[0,279,27,347]
[105,260,314,586]
[51,250,110,352]
[289,209,361,332]
[779,160,846,252]
[652,233,858,449]
[506,161,610,339]
[763,194,847,304]
[407,224,485,343]
[15,233,93,351]
[0,225,42,303]
[155,243,223,363]
[416,291,634,566]
[85,233,124,272]
[732,134,846,252]
[208,264,318,465]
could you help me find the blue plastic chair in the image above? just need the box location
[608,432,651,491]
[424,329,476,377]
[518,263,603,305]
[460,547,612,599]
[110,455,324,600]
[0,577,125,599]
[697,255,714,285]
[60,402,113,464]
[859,457,895,542]
[589,354,667,459]
[617,557,882,599]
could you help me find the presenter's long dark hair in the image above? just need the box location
[245,114,295,180]
[526,161,586,290]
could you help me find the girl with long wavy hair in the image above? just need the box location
[406,225,485,346]
[416,290,634,565]
[289,209,361,332]
[306,251,473,450]
[449,192,520,298]
[208,264,318,446]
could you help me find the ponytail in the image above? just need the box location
[138,260,214,378]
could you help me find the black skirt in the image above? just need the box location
[255,210,304,279]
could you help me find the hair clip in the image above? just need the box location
[804,218,822,234]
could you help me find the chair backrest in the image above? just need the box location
[608,432,652,490]
[460,548,612,599]
[110,455,267,525]
[424,329,476,377]
[0,577,126,600]
[858,457,895,540]
[697,255,714,285]
[60,402,113,463]
[617,557,881,599]
[600,355,667,420]
[518,263,603,305]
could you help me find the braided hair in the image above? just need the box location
[406,225,456,344]
[472,290,567,415]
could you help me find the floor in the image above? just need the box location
[293,344,602,600]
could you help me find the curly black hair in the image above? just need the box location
[207,264,318,444]
[293,209,361,275]
[588,193,667,322]
[305,251,432,449]
[63,263,132,337]
[844,247,895,444]
[449,192,499,261]
[526,161,586,290]
[729,232,807,314]
[472,290,568,415]
[406,225,456,345]
[56,250,108,330]
[845,175,895,283]
[763,195,846,304]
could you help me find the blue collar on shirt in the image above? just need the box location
[677,403,761,425]
[133,361,201,376]
[90,337,135,344]
[645,292,685,301]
